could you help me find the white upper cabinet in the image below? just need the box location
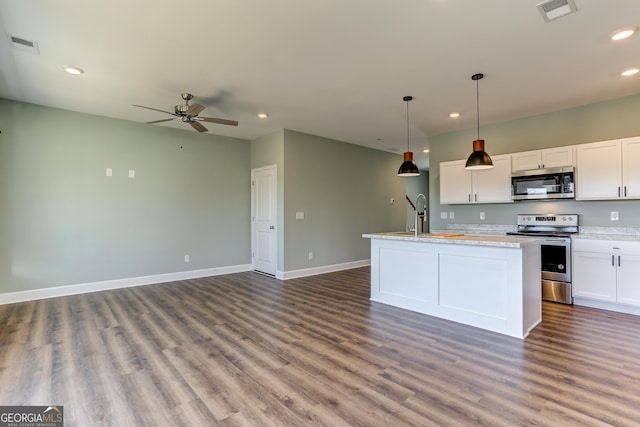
[621,137,640,199]
[511,146,574,172]
[576,136,640,200]
[440,154,512,204]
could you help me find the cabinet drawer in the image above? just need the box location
[572,238,640,253]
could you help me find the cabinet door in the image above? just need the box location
[440,160,472,204]
[575,140,622,200]
[622,137,640,199]
[511,151,541,172]
[473,155,513,203]
[541,147,574,169]
[572,251,617,302]
[617,254,640,307]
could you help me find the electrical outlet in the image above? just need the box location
[611,211,619,221]
[480,212,485,220]
[184,254,190,263]
[440,212,447,219]
[449,211,455,219]
[296,212,304,220]
[129,169,135,178]
[308,252,313,261]
[106,167,112,177]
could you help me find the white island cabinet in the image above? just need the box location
[362,233,542,339]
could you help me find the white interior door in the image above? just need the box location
[252,165,277,275]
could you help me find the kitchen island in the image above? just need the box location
[362,232,542,339]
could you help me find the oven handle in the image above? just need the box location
[542,239,570,245]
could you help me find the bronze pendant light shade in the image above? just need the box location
[397,96,420,176]
[465,73,493,170]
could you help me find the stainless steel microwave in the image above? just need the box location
[511,167,575,200]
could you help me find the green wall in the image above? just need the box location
[1,99,409,295]
[0,99,251,293]
[282,130,406,271]
[429,94,640,230]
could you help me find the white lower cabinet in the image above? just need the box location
[573,239,640,311]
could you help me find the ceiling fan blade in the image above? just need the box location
[188,120,208,132]
[198,117,239,126]
[146,118,176,124]
[132,104,176,116]
[186,102,205,116]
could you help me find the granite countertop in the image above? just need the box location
[573,233,640,242]
[362,232,541,248]
[573,226,640,242]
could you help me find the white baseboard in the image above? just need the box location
[280,259,370,280]
[0,264,252,306]
[573,298,640,316]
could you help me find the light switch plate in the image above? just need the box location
[611,211,619,221]
[106,168,112,177]
[480,212,485,220]
[296,212,304,220]
[440,212,447,219]
[129,169,135,178]
[449,211,455,219]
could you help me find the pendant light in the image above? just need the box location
[397,96,420,176]
[465,73,493,170]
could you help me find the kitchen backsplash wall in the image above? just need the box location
[428,94,640,230]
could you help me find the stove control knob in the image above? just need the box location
[561,216,566,221]
[526,216,531,221]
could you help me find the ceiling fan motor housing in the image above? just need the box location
[175,105,188,115]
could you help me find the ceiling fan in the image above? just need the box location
[132,93,238,132]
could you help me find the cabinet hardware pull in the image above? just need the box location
[612,255,615,266]
[618,256,621,267]
[474,194,477,202]
[618,187,621,197]
[624,186,627,197]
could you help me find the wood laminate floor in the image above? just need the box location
[1,267,640,426]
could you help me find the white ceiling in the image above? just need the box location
[1,0,639,170]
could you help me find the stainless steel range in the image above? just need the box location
[507,214,579,304]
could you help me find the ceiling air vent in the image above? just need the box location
[8,34,40,54]
[537,0,578,22]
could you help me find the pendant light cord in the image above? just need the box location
[476,78,480,141]
[406,100,410,151]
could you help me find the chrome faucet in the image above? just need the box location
[414,193,427,236]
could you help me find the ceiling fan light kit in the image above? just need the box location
[397,95,420,177]
[133,93,238,133]
[465,73,493,170]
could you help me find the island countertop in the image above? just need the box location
[362,232,542,248]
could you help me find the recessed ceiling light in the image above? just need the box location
[621,68,639,77]
[257,112,269,119]
[63,65,84,75]
[449,112,460,118]
[611,26,638,41]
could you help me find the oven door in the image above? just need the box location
[540,238,571,282]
